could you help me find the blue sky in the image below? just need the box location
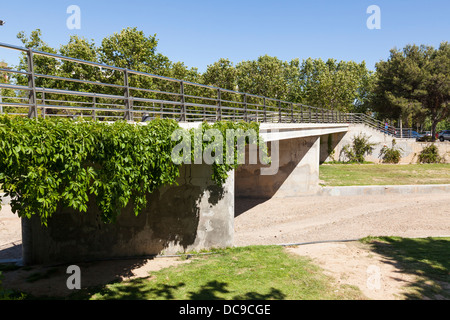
[0,0,449,73]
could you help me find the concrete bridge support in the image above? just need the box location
[235,136,321,198]
[19,123,349,265]
[21,164,234,265]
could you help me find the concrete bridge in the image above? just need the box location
[0,42,427,265]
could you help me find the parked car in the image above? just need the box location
[437,130,450,142]
[409,131,421,139]
[416,132,432,142]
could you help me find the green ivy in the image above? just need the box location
[0,116,267,226]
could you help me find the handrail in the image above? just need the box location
[0,42,413,138]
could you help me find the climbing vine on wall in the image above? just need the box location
[0,116,267,225]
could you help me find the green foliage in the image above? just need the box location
[236,55,298,101]
[341,133,376,163]
[299,58,374,112]
[418,144,442,164]
[0,116,265,226]
[379,139,403,164]
[371,42,450,138]
[202,58,238,91]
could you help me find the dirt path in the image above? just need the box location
[234,193,450,246]
[286,241,417,300]
[1,192,449,299]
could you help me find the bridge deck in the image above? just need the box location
[179,122,349,142]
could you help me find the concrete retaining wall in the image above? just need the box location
[321,124,450,164]
[235,136,320,198]
[21,165,234,265]
[319,184,450,196]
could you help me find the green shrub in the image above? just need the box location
[379,139,403,164]
[0,116,266,225]
[341,133,376,163]
[418,144,442,163]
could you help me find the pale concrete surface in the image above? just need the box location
[325,124,450,164]
[319,184,450,196]
[19,165,234,265]
[235,136,321,197]
[234,193,450,247]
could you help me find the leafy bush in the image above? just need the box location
[341,133,376,163]
[0,116,265,225]
[418,144,442,163]
[379,139,403,164]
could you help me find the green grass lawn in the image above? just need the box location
[319,163,450,186]
[3,237,449,300]
[84,237,450,301]
[78,246,363,300]
[361,236,450,299]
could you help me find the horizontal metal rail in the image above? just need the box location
[0,42,413,138]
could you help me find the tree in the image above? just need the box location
[371,42,450,140]
[15,29,60,89]
[299,58,374,112]
[59,35,99,83]
[202,58,237,91]
[236,55,288,99]
[98,27,170,73]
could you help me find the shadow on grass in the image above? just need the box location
[365,237,450,300]
[89,279,286,300]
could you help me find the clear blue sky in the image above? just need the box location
[0,0,449,73]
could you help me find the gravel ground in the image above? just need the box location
[234,193,450,246]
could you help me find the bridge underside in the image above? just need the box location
[235,123,348,199]
[19,123,349,265]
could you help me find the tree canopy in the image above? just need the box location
[3,28,448,131]
[371,42,450,138]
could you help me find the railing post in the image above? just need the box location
[92,95,97,121]
[217,89,222,121]
[300,105,303,123]
[27,49,37,118]
[42,90,46,119]
[180,80,186,122]
[309,107,312,123]
[123,69,132,121]
[263,97,267,123]
[290,103,294,123]
[278,100,281,123]
[243,93,248,122]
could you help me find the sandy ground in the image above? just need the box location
[1,192,449,299]
[286,242,418,300]
[234,193,450,246]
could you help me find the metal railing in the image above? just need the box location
[0,42,412,138]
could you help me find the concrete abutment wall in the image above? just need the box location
[321,124,450,164]
[21,164,234,265]
[235,136,321,198]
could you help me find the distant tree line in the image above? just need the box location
[1,27,448,139]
